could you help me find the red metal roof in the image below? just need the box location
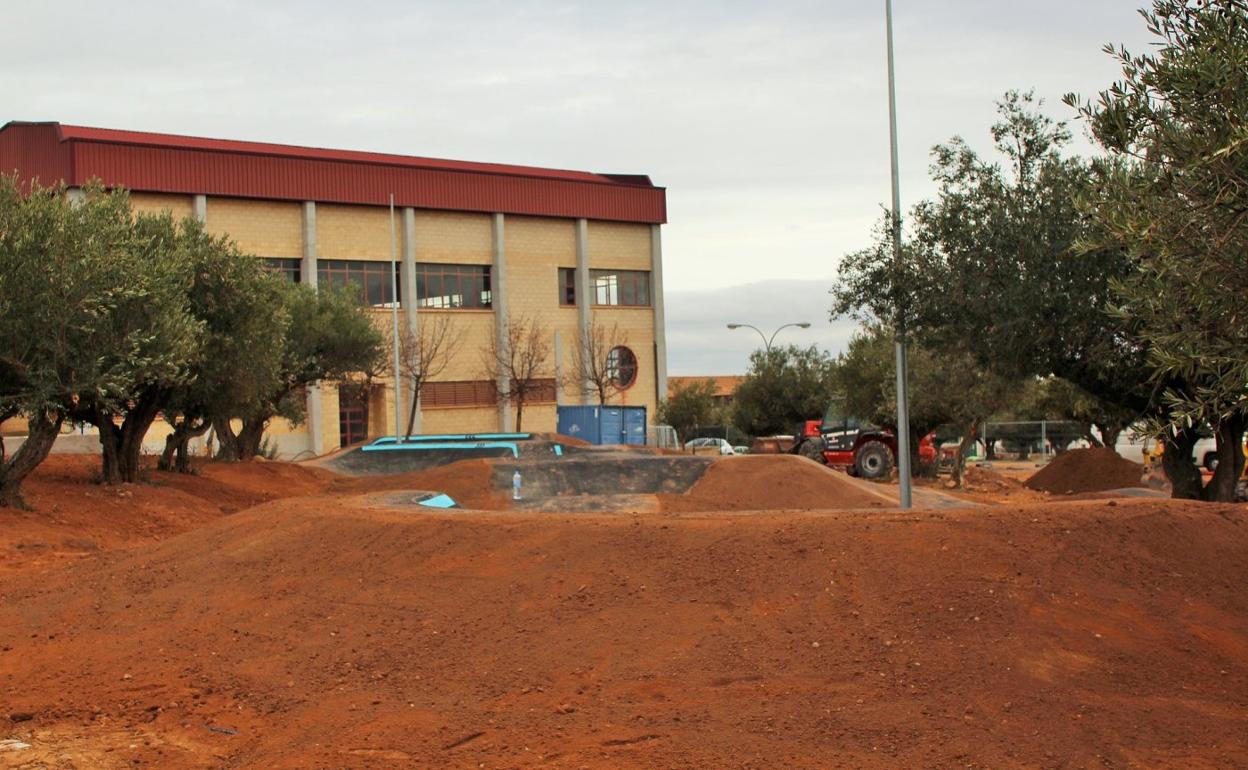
[0,121,666,224]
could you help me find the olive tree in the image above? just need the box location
[0,178,197,504]
[1068,0,1248,500]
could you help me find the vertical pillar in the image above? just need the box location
[492,213,512,432]
[301,202,318,289]
[650,224,668,404]
[301,201,325,456]
[575,219,593,404]
[553,330,564,406]
[401,207,421,436]
[192,194,207,223]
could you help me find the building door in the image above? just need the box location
[338,384,370,447]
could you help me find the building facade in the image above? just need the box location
[0,122,669,458]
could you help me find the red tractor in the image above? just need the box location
[791,405,936,480]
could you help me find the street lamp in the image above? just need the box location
[726,322,811,353]
[885,0,913,509]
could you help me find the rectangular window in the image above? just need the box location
[591,269,650,307]
[513,377,558,404]
[264,258,302,283]
[416,263,492,309]
[316,259,401,307]
[423,380,499,408]
[558,267,577,306]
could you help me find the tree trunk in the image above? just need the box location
[953,419,979,489]
[1203,413,1246,503]
[97,413,124,486]
[91,388,166,485]
[237,415,267,460]
[0,411,64,509]
[214,418,242,461]
[158,418,209,473]
[1162,427,1203,500]
[515,398,525,433]
[1097,423,1122,453]
[1082,426,1103,448]
[404,384,421,440]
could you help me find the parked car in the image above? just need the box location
[684,437,736,456]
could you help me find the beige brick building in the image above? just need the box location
[1,122,669,458]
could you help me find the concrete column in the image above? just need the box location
[650,224,668,404]
[192,194,207,223]
[301,201,324,455]
[553,329,564,406]
[401,207,421,435]
[301,201,318,289]
[575,218,593,404]
[492,213,512,432]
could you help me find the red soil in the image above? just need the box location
[1,456,1246,768]
[1025,447,1146,494]
[659,455,890,512]
[0,455,334,574]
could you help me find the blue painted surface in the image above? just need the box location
[417,494,459,509]
[361,441,519,457]
[369,433,531,446]
[556,405,647,446]
[623,407,647,445]
[556,406,601,444]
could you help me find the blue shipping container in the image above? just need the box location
[556,405,647,446]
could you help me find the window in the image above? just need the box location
[513,377,558,404]
[416,263,492,309]
[317,260,400,307]
[591,269,650,307]
[606,346,638,389]
[423,380,499,408]
[264,258,301,283]
[558,267,577,306]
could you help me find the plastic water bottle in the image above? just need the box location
[512,470,522,501]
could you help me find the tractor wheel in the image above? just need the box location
[799,439,826,464]
[855,440,894,480]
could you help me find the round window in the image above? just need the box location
[606,346,638,389]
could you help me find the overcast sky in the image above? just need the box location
[2,1,1156,374]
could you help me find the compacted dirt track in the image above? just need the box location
[1,454,1246,769]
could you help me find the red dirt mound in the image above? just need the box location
[0,455,339,574]
[1,498,1245,768]
[660,454,890,512]
[1025,447,1145,494]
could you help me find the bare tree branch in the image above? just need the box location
[396,314,463,438]
[482,315,553,432]
[566,320,630,405]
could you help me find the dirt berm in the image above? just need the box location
[1025,446,1146,494]
[1,491,1245,768]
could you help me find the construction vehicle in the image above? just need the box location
[791,403,936,479]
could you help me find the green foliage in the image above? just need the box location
[731,345,836,436]
[833,92,1150,417]
[657,379,719,444]
[263,282,386,425]
[1009,376,1136,445]
[176,220,289,421]
[1069,0,1248,499]
[0,179,195,417]
[834,326,1020,444]
[1070,0,1248,428]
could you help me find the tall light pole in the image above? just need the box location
[885,0,913,509]
[727,322,811,353]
